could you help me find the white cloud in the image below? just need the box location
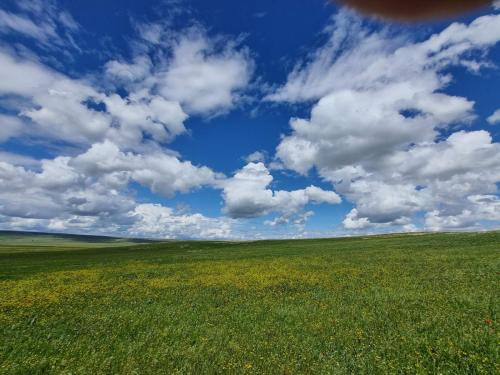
[0,12,257,239]
[0,203,234,240]
[0,114,24,142]
[0,151,39,167]
[269,11,500,103]
[102,93,188,146]
[130,204,233,239]
[156,28,253,115]
[22,81,112,145]
[343,209,371,230]
[104,24,254,116]
[488,109,500,124]
[0,21,254,147]
[0,50,59,96]
[0,0,80,49]
[330,129,500,230]
[72,140,221,197]
[222,162,341,219]
[245,150,266,163]
[0,48,189,148]
[105,56,153,83]
[271,11,500,231]
[425,195,500,231]
[276,86,448,174]
[335,130,500,230]
[0,143,229,238]
[0,9,56,42]
[265,210,314,230]
[0,140,220,218]
[271,9,498,174]
[293,210,314,228]
[0,155,133,220]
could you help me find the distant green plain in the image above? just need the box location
[0,231,498,374]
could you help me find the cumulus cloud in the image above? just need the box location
[333,130,500,225]
[0,151,39,167]
[0,143,229,238]
[0,204,232,240]
[271,11,500,231]
[157,29,253,115]
[0,7,255,148]
[0,16,254,149]
[73,141,220,197]
[104,25,254,116]
[0,49,59,96]
[104,56,153,83]
[103,93,188,146]
[0,114,24,141]
[222,162,341,219]
[245,150,266,163]
[488,109,500,124]
[0,4,256,239]
[425,195,500,231]
[0,48,191,148]
[265,210,314,230]
[0,157,132,221]
[130,204,233,239]
[269,11,500,103]
[0,140,220,216]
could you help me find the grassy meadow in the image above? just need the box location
[0,231,152,252]
[0,231,498,374]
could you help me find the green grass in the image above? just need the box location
[0,231,498,374]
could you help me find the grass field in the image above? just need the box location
[0,231,498,374]
[0,231,152,252]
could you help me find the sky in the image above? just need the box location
[0,0,499,239]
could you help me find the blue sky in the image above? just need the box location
[0,0,499,239]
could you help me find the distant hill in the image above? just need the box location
[0,230,155,250]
